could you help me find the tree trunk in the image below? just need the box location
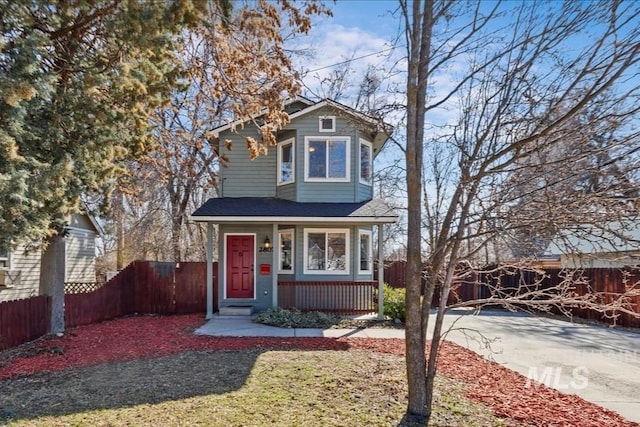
[404,0,434,421]
[171,216,183,262]
[116,191,125,270]
[40,233,66,334]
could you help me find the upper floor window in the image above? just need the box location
[359,139,373,185]
[319,116,336,132]
[304,137,351,182]
[277,138,295,185]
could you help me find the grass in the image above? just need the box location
[2,350,507,427]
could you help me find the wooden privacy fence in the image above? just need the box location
[278,281,377,315]
[378,261,640,328]
[0,261,217,350]
[475,267,640,329]
[0,296,50,351]
[65,261,215,327]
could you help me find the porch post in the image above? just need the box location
[377,223,384,320]
[206,222,214,320]
[271,223,278,308]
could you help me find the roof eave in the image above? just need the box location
[188,215,398,224]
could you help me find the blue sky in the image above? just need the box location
[292,1,405,99]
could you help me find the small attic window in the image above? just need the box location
[319,116,336,132]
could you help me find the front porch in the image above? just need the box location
[190,197,399,320]
[278,280,377,315]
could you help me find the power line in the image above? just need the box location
[305,45,399,73]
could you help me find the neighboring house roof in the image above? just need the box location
[211,97,393,156]
[190,197,398,224]
[68,211,104,237]
[545,222,640,255]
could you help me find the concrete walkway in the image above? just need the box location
[195,315,405,339]
[195,310,640,423]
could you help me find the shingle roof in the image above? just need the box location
[190,197,398,224]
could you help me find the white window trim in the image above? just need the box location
[304,136,351,183]
[359,138,373,186]
[318,115,336,132]
[0,252,9,270]
[358,229,373,273]
[278,229,295,274]
[303,228,350,275]
[222,233,257,300]
[277,138,295,186]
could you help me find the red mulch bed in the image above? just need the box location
[0,314,636,427]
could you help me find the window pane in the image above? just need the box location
[280,143,293,183]
[321,117,334,130]
[280,232,293,271]
[307,232,325,270]
[308,141,326,178]
[360,143,371,183]
[328,140,346,178]
[360,233,370,271]
[327,232,346,271]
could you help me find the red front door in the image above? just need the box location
[226,235,255,299]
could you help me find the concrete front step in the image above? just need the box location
[219,305,253,316]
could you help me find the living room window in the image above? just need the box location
[304,137,350,182]
[277,138,295,185]
[359,139,373,185]
[278,229,294,273]
[358,230,372,273]
[304,228,350,274]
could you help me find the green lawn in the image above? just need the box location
[3,350,507,426]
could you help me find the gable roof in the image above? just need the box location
[211,97,393,155]
[190,197,398,224]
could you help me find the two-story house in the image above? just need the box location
[190,98,398,318]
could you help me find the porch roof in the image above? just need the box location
[190,197,398,224]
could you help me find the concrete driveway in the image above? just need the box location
[434,309,640,423]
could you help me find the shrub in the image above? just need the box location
[253,308,341,329]
[382,284,406,322]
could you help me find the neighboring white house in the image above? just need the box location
[0,213,101,303]
[545,222,640,269]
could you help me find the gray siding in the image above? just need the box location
[0,245,41,302]
[65,228,97,282]
[288,107,359,203]
[276,182,296,200]
[356,182,373,202]
[219,125,277,198]
[215,223,374,311]
[218,106,378,203]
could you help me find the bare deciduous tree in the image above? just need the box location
[400,0,640,422]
